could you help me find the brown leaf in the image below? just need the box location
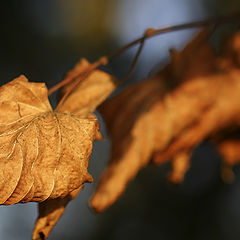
[0,58,116,239]
[32,186,82,240]
[153,69,240,164]
[0,75,96,206]
[90,30,240,213]
[165,28,216,83]
[58,58,116,116]
[167,151,190,184]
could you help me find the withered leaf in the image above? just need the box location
[90,30,240,213]
[32,186,83,239]
[167,151,190,184]
[217,139,240,183]
[0,58,116,239]
[0,77,96,205]
[59,58,116,116]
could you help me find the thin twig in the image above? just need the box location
[105,12,240,60]
[49,12,240,101]
[118,28,149,84]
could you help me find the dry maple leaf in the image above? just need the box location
[90,30,240,213]
[0,58,116,240]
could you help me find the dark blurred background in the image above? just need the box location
[1,1,240,240]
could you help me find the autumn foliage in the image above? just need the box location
[0,63,115,239]
[90,29,240,212]
[1,25,240,239]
